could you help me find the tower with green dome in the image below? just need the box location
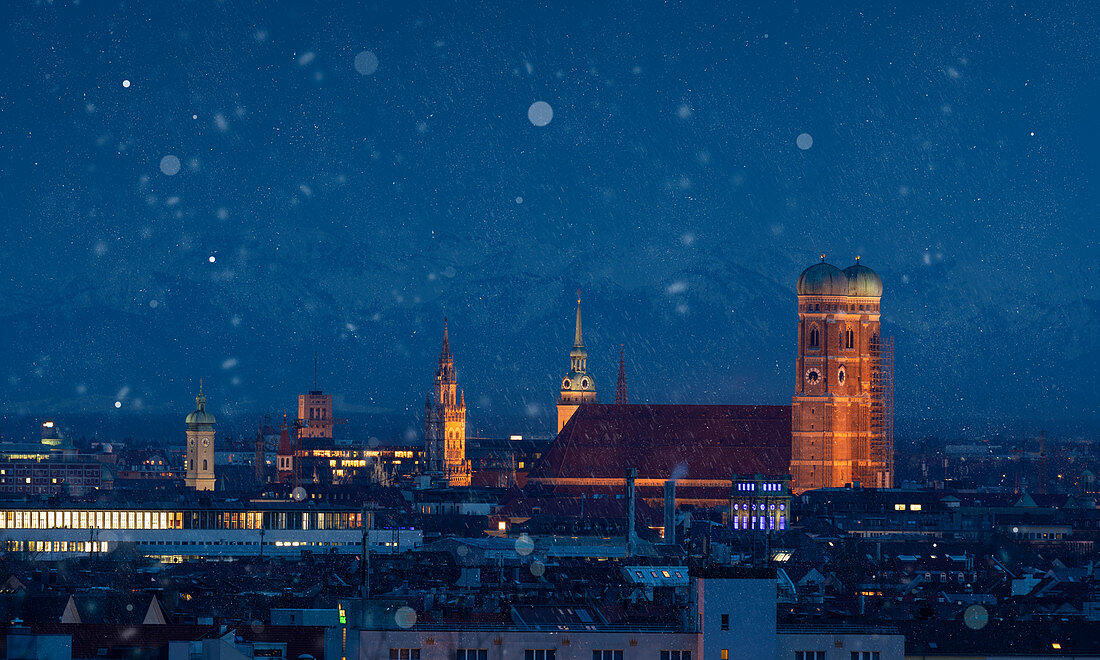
[184,381,217,491]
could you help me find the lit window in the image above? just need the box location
[497,521,507,531]
[910,504,922,511]
[721,652,728,660]
[894,504,905,511]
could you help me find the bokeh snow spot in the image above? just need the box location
[528,101,553,126]
[354,51,379,75]
[159,155,181,176]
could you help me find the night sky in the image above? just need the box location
[1,2,1097,439]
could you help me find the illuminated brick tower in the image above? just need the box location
[557,290,598,433]
[297,391,333,439]
[184,381,216,491]
[297,355,335,440]
[424,318,471,487]
[791,256,894,493]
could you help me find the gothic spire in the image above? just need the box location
[574,289,584,348]
[440,317,452,360]
[616,345,628,405]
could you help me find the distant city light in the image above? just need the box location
[114,401,122,408]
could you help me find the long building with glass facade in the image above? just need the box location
[0,501,421,560]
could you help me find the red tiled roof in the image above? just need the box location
[527,404,791,483]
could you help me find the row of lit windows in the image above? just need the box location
[307,449,415,459]
[801,303,879,312]
[0,510,363,531]
[0,510,182,530]
[3,540,109,553]
[733,514,786,531]
[893,503,923,511]
[735,482,784,492]
[732,502,786,512]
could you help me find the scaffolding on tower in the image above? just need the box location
[869,335,895,489]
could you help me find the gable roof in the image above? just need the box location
[526,404,791,483]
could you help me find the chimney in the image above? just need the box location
[626,468,637,556]
[664,479,677,546]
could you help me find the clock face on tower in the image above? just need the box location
[201,438,209,448]
[189,439,195,448]
[805,368,821,384]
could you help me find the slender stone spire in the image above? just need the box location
[616,345,628,405]
[574,289,584,348]
[441,317,451,359]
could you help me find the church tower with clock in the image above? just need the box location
[557,291,598,434]
[424,319,471,487]
[791,256,894,493]
[184,381,217,491]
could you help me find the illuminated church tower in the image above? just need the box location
[791,256,894,493]
[184,382,216,491]
[557,291,597,434]
[424,319,471,487]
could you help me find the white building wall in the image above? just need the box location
[696,577,776,660]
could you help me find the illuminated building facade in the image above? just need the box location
[424,319,471,487]
[790,256,894,493]
[0,460,104,496]
[297,390,333,439]
[183,384,216,492]
[0,503,421,560]
[557,291,597,434]
[729,474,792,532]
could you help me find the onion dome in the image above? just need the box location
[796,256,849,296]
[185,382,216,427]
[843,258,883,297]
